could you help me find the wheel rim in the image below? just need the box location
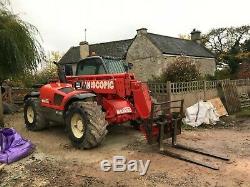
[71,113,85,138]
[27,106,35,124]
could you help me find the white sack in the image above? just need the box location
[183,100,220,127]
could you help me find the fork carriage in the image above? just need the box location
[143,99,229,170]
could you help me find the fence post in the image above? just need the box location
[167,81,171,101]
[203,80,207,100]
[7,87,13,104]
[166,81,171,112]
[0,87,4,127]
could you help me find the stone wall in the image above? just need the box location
[193,57,216,76]
[126,33,216,81]
[171,89,219,111]
[126,33,162,81]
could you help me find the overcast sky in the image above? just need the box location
[11,0,250,53]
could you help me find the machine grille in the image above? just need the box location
[54,94,64,105]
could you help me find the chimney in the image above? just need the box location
[136,28,148,36]
[190,29,201,44]
[79,41,89,59]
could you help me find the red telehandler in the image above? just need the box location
[24,56,229,170]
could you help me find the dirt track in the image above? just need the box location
[1,113,250,187]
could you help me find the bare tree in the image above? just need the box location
[202,25,250,61]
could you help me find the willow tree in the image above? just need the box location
[0,1,44,126]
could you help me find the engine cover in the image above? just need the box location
[102,98,137,124]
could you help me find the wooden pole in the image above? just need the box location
[0,86,4,127]
[8,86,13,104]
[167,81,171,113]
[167,81,171,102]
[203,80,207,101]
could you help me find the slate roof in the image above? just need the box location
[59,46,80,64]
[89,39,133,59]
[147,33,214,58]
[59,39,133,64]
[59,32,214,64]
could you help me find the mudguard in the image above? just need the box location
[64,93,96,110]
[24,92,40,101]
[70,93,96,100]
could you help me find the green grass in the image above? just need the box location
[235,107,250,118]
[181,122,197,130]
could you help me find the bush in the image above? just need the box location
[9,64,58,87]
[236,62,250,79]
[8,50,61,87]
[205,69,231,80]
[149,57,200,82]
[35,64,58,84]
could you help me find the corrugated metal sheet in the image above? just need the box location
[103,58,126,73]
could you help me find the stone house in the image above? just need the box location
[59,28,215,81]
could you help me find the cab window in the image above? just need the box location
[76,58,107,75]
[64,64,73,75]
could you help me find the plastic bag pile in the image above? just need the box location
[0,128,34,164]
[183,101,220,127]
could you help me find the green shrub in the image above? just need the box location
[149,57,200,82]
[206,69,231,80]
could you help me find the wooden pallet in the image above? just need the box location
[221,81,241,114]
[239,93,250,108]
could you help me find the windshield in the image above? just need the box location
[76,58,107,75]
[103,59,126,73]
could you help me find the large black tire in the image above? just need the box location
[65,101,108,149]
[24,98,47,131]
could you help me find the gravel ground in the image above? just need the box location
[1,113,250,187]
